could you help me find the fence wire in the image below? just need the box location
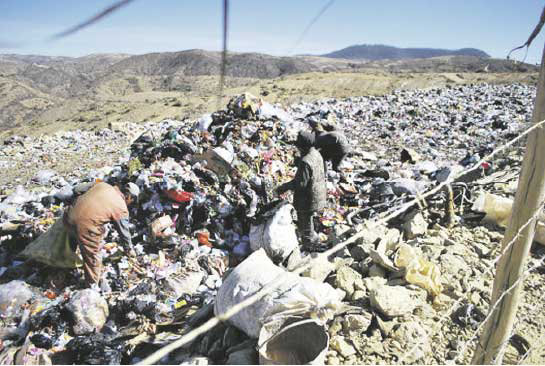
[397,197,545,364]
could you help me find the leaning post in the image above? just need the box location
[471,38,545,364]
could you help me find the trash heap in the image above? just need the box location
[1,84,544,365]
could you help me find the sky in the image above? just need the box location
[1,0,544,64]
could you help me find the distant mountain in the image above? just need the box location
[321,44,490,60]
[0,49,536,132]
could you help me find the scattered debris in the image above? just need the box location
[0,84,543,364]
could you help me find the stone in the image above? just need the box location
[65,289,109,335]
[389,321,431,363]
[328,317,343,336]
[326,356,341,365]
[350,290,366,301]
[302,254,335,282]
[403,210,427,239]
[349,244,370,261]
[376,315,396,337]
[342,312,373,335]
[368,264,386,278]
[330,336,357,358]
[370,285,418,317]
[439,253,467,279]
[334,266,364,297]
[363,276,387,292]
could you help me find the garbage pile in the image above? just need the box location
[1,83,543,365]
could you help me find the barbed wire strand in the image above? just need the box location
[515,289,545,364]
[397,198,545,364]
[49,0,136,40]
[216,0,229,111]
[454,254,545,363]
[507,5,545,60]
[138,118,545,365]
[287,0,337,56]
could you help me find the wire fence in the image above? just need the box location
[454,254,545,363]
[396,195,545,364]
[138,119,545,365]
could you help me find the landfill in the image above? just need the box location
[1,83,545,365]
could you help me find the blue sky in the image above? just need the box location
[1,0,544,64]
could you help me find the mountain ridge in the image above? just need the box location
[321,44,490,60]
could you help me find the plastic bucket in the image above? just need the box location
[258,319,329,365]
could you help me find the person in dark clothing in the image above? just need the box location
[63,182,138,287]
[309,119,350,172]
[276,131,327,249]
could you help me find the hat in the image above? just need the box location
[126,182,140,200]
[295,131,315,150]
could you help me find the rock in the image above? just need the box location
[334,266,364,297]
[349,244,370,261]
[302,254,335,282]
[439,253,468,279]
[370,285,418,317]
[403,210,427,239]
[350,290,366,301]
[328,317,343,336]
[369,249,398,272]
[368,264,386,278]
[363,277,387,292]
[326,356,342,365]
[65,289,109,335]
[0,280,36,319]
[227,348,258,365]
[330,336,357,358]
[389,321,431,363]
[342,313,372,335]
[376,315,396,337]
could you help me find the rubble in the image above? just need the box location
[370,285,420,317]
[0,83,543,364]
[403,210,427,239]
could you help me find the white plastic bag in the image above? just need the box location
[249,202,298,261]
[472,191,545,246]
[214,250,342,338]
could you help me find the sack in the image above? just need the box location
[214,249,342,338]
[20,217,83,268]
[249,202,298,261]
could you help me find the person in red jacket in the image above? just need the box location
[63,182,139,287]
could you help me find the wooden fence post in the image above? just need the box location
[471,42,545,364]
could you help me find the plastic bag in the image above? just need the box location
[214,249,342,338]
[249,202,298,261]
[472,192,545,246]
[19,217,83,268]
[394,244,443,297]
[66,334,124,365]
